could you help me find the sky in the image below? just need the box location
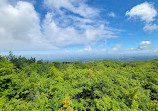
[0,0,158,57]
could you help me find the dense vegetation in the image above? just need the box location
[0,52,158,111]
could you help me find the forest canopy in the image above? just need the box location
[0,53,158,111]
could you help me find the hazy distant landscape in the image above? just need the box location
[1,51,158,62]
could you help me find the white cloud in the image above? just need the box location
[78,46,92,53]
[138,41,152,50]
[42,12,84,47]
[42,3,120,48]
[126,2,157,22]
[112,44,123,51]
[124,41,153,53]
[108,12,116,18]
[126,2,158,32]
[128,48,134,50]
[140,41,151,45]
[44,0,99,18]
[42,12,119,47]
[143,23,158,31]
[0,0,121,50]
[74,41,156,55]
[0,0,56,50]
[84,45,92,52]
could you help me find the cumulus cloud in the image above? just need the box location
[126,2,158,32]
[126,2,157,22]
[138,41,152,50]
[0,0,56,50]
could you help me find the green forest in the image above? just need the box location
[0,52,158,111]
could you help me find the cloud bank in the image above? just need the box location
[0,0,157,56]
[0,0,121,50]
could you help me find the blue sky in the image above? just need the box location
[0,0,158,56]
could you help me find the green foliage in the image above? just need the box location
[0,53,158,111]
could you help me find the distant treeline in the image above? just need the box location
[0,52,158,111]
